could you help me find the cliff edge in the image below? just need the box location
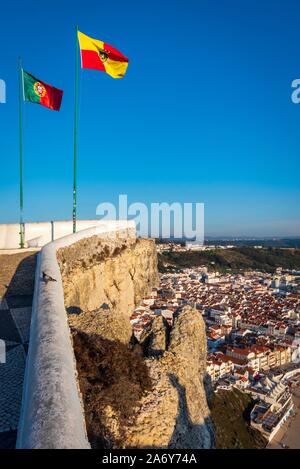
[58,236,214,449]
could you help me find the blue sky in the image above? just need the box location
[0,0,299,237]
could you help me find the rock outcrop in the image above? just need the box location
[140,315,168,357]
[57,236,159,316]
[69,305,214,449]
[135,306,214,449]
[59,235,214,449]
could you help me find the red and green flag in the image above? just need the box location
[22,70,63,111]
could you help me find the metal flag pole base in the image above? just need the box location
[19,222,25,249]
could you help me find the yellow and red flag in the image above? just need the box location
[77,31,129,79]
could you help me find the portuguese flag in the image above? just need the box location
[77,30,129,79]
[22,70,63,111]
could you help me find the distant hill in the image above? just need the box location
[155,238,300,248]
[205,238,300,248]
[158,246,300,273]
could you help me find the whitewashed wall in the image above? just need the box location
[0,220,108,249]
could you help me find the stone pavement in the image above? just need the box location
[0,251,37,448]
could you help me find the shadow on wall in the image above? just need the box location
[66,306,83,315]
[2,253,37,303]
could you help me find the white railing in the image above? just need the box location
[0,220,111,249]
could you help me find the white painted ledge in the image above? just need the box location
[0,220,111,249]
[16,220,136,449]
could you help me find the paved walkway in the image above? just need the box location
[0,250,38,448]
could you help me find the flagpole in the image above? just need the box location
[73,25,79,233]
[18,57,25,248]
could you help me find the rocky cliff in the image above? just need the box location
[58,236,214,449]
[57,235,159,316]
